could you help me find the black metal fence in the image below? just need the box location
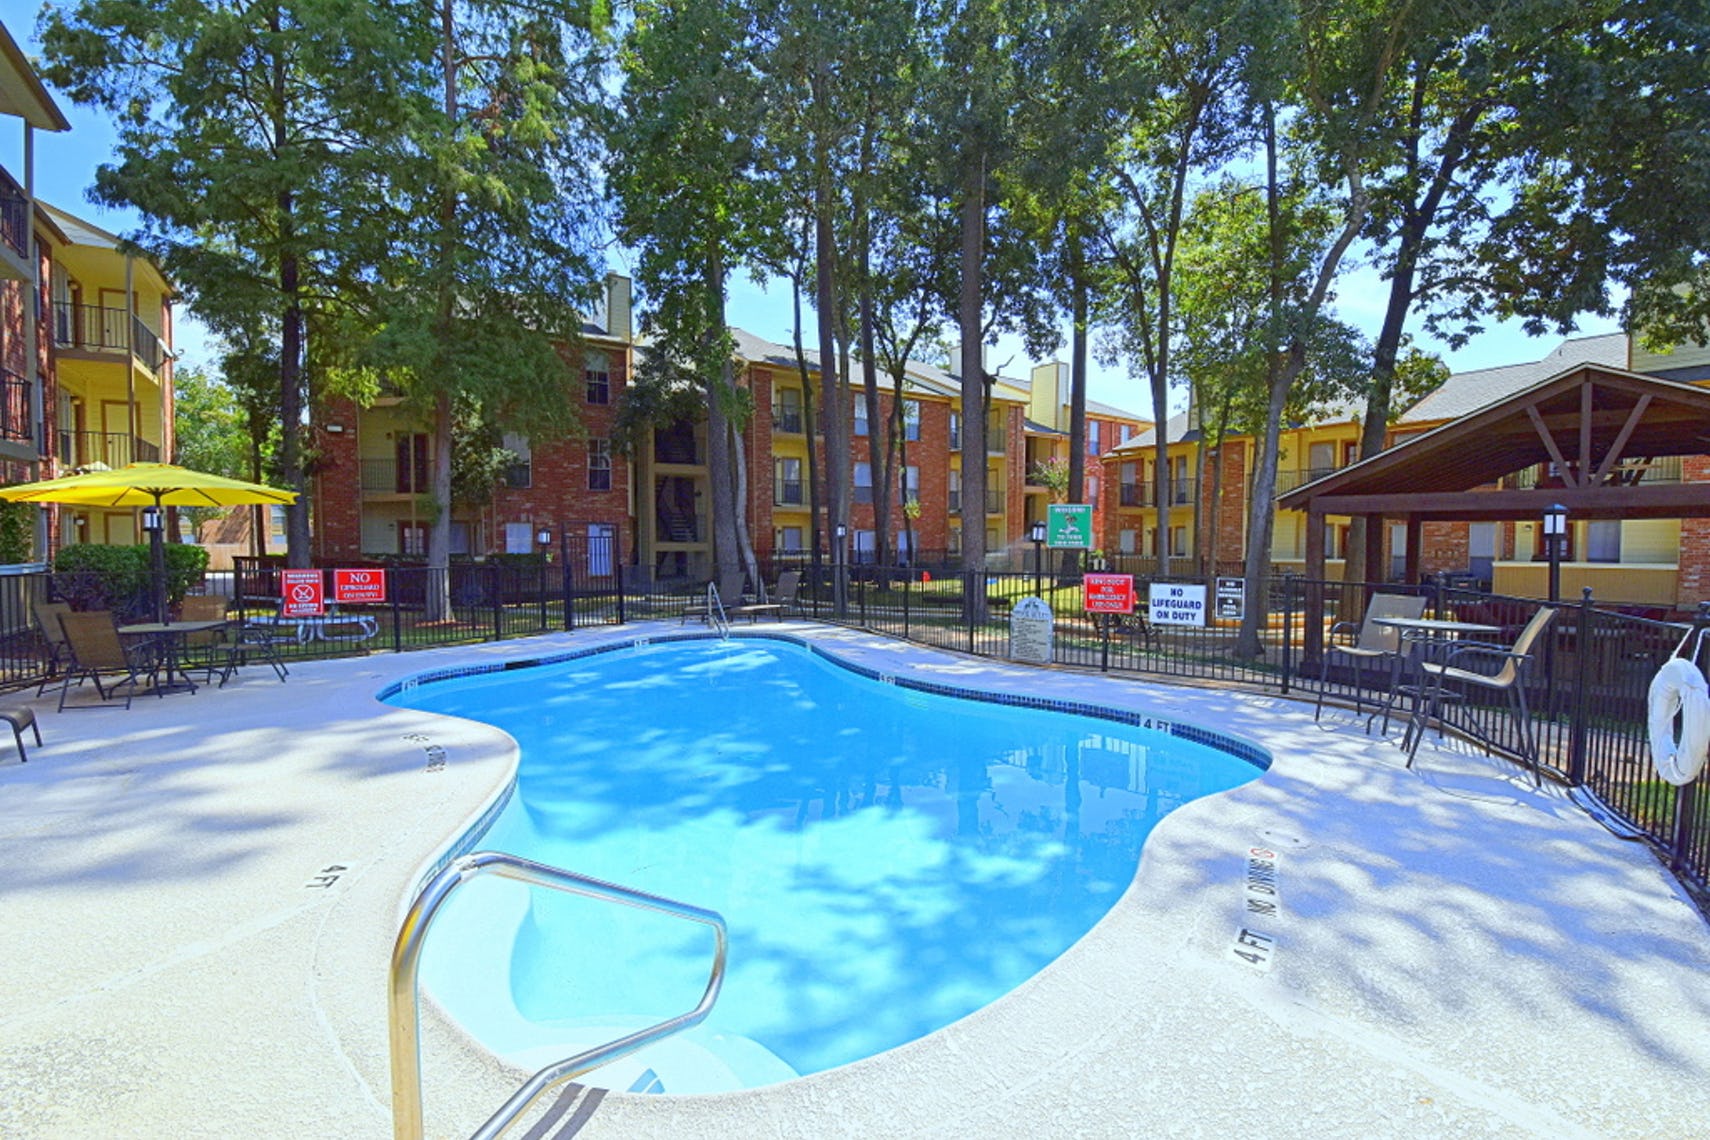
[0,552,1702,907]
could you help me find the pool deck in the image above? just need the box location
[3,621,1708,1138]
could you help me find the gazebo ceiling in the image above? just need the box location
[1276,364,1710,520]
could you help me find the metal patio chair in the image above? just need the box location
[1314,592,1427,727]
[56,610,163,711]
[1405,606,1557,786]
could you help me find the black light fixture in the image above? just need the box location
[141,505,163,532]
[536,527,552,547]
[1029,520,1047,597]
[1543,503,1567,602]
[1028,520,1047,544]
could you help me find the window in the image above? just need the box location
[948,468,962,513]
[585,351,610,404]
[501,432,531,489]
[1308,441,1336,477]
[854,529,876,563]
[904,400,921,442]
[1119,528,1137,554]
[1170,525,1189,557]
[400,521,427,556]
[773,387,802,433]
[1087,476,1099,506]
[775,526,804,553]
[948,526,962,555]
[504,522,534,554]
[949,412,961,450]
[588,438,612,491]
[853,395,868,437]
[1586,520,1621,562]
[903,465,920,504]
[1085,421,1100,456]
[1170,455,1191,504]
[854,464,874,504]
[985,527,999,552]
[1119,423,1133,444]
[774,457,803,505]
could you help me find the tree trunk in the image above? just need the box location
[270,8,309,569]
[426,389,454,622]
[791,275,823,576]
[959,149,988,619]
[704,248,741,585]
[814,122,849,616]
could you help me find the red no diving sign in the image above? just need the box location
[334,568,387,604]
[280,569,325,617]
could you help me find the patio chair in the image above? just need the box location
[178,595,240,685]
[33,600,73,697]
[1314,592,1427,727]
[56,610,163,711]
[1405,606,1557,786]
[682,571,746,625]
[732,571,800,622]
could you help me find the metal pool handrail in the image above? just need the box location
[707,580,731,638]
[389,850,729,1140]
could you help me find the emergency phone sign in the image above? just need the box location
[1083,573,1136,614]
[280,569,325,617]
[333,568,387,604]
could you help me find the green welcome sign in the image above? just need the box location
[1046,503,1093,549]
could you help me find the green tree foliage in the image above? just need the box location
[38,0,419,567]
[611,0,773,588]
[355,0,607,618]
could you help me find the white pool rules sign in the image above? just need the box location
[1149,582,1207,627]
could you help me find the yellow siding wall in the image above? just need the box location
[1623,519,1680,564]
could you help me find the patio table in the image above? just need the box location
[117,619,228,694]
[1369,616,1502,745]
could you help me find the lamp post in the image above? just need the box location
[1543,503,1567,603]
[1029,519,1047,597]
[834,522,848,617]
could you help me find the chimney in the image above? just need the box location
[603,272,633,342]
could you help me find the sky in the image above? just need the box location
[11,25,1624,424]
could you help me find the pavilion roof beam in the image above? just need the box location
[1525,403,1578,487]
[1591,395,1652,486]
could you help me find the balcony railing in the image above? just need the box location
[772,406,803,434]
[360,458,430,494]
[1272,466,1343,494]
[1118,479,1197,507]
[948,489,961,513]
[0,367,30,444]
[0,169,25,261]
[1509,457,1683,489]
[57,429,160,467]
[986,489,1004,514]
[51,302,169,372]
[775,480,803,506]
[986,427,1006,454]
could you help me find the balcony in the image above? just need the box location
[1272,466,1343,494]
[52,302,169,372]
[654,422,702,465]
[986,489,1004,515]
[0,168,26,265]
[948,489,961,513]
[986,427,1006,455]
[360,458,430,494]
[772,405,803,434]
[1,367,31,444]
[1508,457,1683,489]
[58,428,161,467]
[775,480,804,506]
[1119,479,1197,508]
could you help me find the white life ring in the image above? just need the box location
[1647,657,1710,786]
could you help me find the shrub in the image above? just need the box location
[53,542,210,619]
[0,501,36,564]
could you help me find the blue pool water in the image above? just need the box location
[387,638,1264,1092]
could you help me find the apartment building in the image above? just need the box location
[0,21,176,556]
[312,273,636,574]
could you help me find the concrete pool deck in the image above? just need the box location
[2,621,1708,1138]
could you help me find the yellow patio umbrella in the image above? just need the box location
[0,462,299,622]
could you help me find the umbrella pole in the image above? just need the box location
[150,495,168,624]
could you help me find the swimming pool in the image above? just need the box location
[387,635,1266,1093]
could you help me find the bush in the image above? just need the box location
[53,542,210,619]
[0,501,36,564]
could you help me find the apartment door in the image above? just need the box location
[98,288,128,349]
[1468,522,1497,586]
[101,400,131,466]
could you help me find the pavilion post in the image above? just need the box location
[1304,504,1327,665]
[1404,515,1423,585]
[1361,512,1385,589]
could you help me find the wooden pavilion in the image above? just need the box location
[1277,363,1710,660]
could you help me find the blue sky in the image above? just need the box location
[10,23,1623,422]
